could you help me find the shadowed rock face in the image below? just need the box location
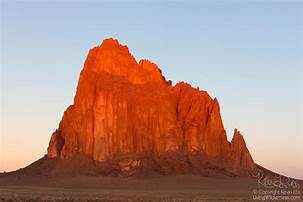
[47,38,256,176]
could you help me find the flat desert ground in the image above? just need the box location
[1,175,302,202]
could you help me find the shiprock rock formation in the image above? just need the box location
[46,38,256,177]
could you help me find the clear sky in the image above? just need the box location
[1,1,302,179]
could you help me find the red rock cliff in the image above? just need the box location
[47,38,256,176]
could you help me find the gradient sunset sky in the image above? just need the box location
[1,1,303,179]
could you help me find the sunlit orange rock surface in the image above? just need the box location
[47,38,256,176]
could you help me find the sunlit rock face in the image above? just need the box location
[230,129,255,171]
[47,38,256,176]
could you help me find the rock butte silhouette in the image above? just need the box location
[4,38,287,178]
[45,38,256,177]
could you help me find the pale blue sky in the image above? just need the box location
[1,1,303,179]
